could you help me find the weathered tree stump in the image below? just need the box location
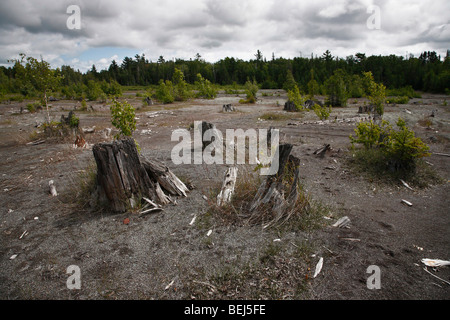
[284,100,296,112]
[144,97,153,106]
[304,99,323,109]
[60,111,78,127]
[222,104,234,112]
[92,138,188,212]
[199,121,216,151]
[248,143,302,228]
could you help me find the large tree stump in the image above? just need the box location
[222,104,235,112]
[248,143,302,228]
[92,138,188,212]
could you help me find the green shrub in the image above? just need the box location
[224,82,243,94]
[325,69,349,107]
[41,121,67,137]
[26,101,41,113]
[245,79,259,100]
[239,96,256,104]
[348,74,364,98]
[363,71,386,115]
[386,86,421,99]
[307,69,320,98]
[283,69,297,92]
[155,79,175,104]
[195,73,217,99]
[313,104,331,120]
[110,99,136,139]
[86,80,103,101]
[387,96,409,104]
[350,118,430,171]
[68,113,79,128]
[385,118,430,169]
[80,99,87,111]
[259,112,291,121]
[172,68,191,101]
[287,85,306,111]
[239,79,259,104]
[100,80,122,97]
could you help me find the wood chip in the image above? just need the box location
[401,199,413,207]
[165,279,175,290]
[49,180,58,196]
[400,179,413,191]
[313,257,323,278]
[339,237,361,241]
[332,216,351,228]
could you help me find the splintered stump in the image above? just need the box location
[217,167,238,206]
[92,138,188,212]
[248,143,302,228]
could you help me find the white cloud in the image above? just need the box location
[0,0,448,71]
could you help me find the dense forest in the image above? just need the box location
[1,49,449,101]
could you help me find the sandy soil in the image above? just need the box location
[0,90,448,300]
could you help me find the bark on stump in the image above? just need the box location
[92,138,188,212]
[222,104,234,112]
[248,143,302,228]
[284,101,296,112]
[199,121,216,151]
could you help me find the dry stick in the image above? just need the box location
[432,152,450,157]
[423,267,450,285]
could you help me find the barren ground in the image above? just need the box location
[0,90,449,300]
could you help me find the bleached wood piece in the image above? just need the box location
[217,167,238,206]
[49,180,58,196]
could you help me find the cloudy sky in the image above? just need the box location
[0,0,449,72]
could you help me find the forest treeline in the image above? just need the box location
[1,49,449,100]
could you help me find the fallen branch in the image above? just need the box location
[139,207,164,217]
[27,139,45,146]
[423,267,450,285]
[313,144,331,157]
[400,179,414,191]
[432,152,450,157]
